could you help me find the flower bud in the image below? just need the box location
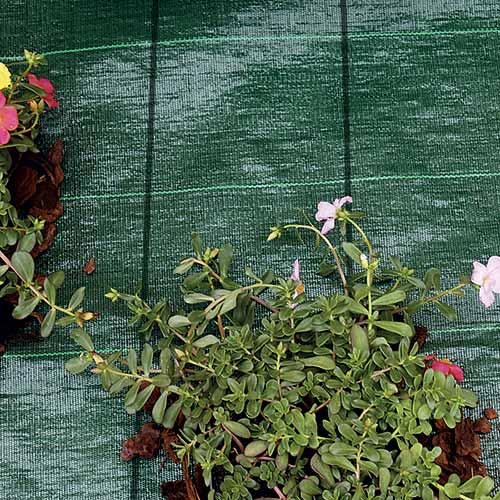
[267,226,282,241]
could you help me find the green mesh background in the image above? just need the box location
[1,1,500,498]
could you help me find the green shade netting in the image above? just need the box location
[1,1,500,498]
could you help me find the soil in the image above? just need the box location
[83,257,96,275]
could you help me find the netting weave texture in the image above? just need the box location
[1,1,500,498]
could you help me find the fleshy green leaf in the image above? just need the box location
[12,251,35,282]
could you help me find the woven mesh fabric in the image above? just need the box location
[1,1,500,498]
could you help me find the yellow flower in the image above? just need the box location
[0,63,11,90]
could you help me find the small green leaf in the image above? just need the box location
[244,440,268,457]
[163,399,182,428]
[68,287,85,310]
[151,374,171,387]
[374,320,413,337]
[44,278,56,304]
[64,356,90,374]
[302,356,335,370]
[184,293,214,304]
[372,289,406,306]
[133,383,155,411]
[17,233,36,252]
[168,315,191,328]
[218,243,233,278]
[193,335,219,348]
[424,268,441,290]
[379,467,390,493]
[152,391,168,424]
[12,251,34,282]
[280,370,306,383]
[127,349,138,374]
[47,270,65,288]
[435,301,458,321]
[40,309,56,337]
[174,259,194,274]
[141,343,153,377]
[12,296,40,319]
[299,478,322,495]
[124,380,142,406]
[224,421,251,439]
[70,328,94,351]
[342,242,362,265]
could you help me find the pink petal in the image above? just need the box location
[27,73,39,86]
[37,77,55,93]
[43,94,59,109]
[479,286,496,308]
[471,261,488,285]
[0,106,18,130]
[0,127,10,145]
[320,217,336,235]
[315,201,336,222]
[290,259,300,282]
[487,256,500,270]
[0,92,5,107]
[449,364,464,382]
[336,195,353,208]
[431,360,450,376]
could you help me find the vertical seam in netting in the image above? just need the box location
[131,1,159,499]
[340,0,353,249]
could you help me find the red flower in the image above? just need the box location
[425,355,464,382]
[27,73,59,109]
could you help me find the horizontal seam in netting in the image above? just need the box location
[3,324,500,360]
[61,170,500,203]
[2,27,500,60]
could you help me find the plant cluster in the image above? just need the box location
[0,51,94,346]
[54,199,498,499]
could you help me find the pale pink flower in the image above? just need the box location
[471,256,500,308]
[315,196,353,235]
[0,93,18,145]
[425,355,464,382]
[27,73,59,109]
[290,259,300,282]
[290,259,304,309]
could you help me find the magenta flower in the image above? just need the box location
[471,256,500,308]
[290,259,300,282]
[0,92,18,145]
[315,196,353,235]
[27,73,59,109]
[425,355,464,382]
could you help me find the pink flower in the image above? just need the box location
[290,259,304,308]
[27,73,59,109]
[290,259,300,282]
[315,196,353,235]
[425,355,464,382]
[471,256,500,308]
[0,92,18,145]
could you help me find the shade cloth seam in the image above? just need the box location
[4,323,499,360]
[1,27,500,60]
[60,170,500,203]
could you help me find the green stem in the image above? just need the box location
[345,217,374,257]
[283,224,348,293]
[104,366,152,383]
[8,60,33,101]
[394,283,467,314]
[367,266,373,337]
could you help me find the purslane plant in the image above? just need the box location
[7,195,498,498]
[0,51,95,338]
